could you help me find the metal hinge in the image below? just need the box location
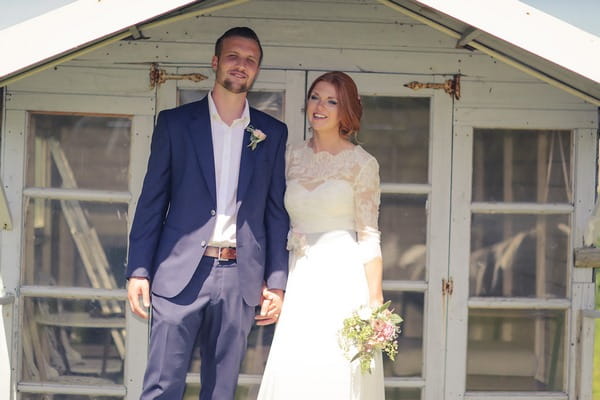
[442,278,454,296]
[149,63,208,89]
[404,74,461,100]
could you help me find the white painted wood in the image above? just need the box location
[464,393,567,400]
[145,15,459,51]
[19,286,126,299]
[283,70,307,144]
[455,108,597,129]
[459,79,593,109]
[445,125,473,399]
[0,300,12,400]
[81,44,541,85]
[470,203,573,214]
[573,128,598,284]
[570,127,597,398]
[381,183,431,194]
[17,382,126,396]
[9,65,153,96]
[5,91,155,116]
[209,0,415,23]
[1,110,27,400]
[126,115,155,400]
[572,283,595,399]
[467,298,570,309]
[423,79,454,400]
[23,188,130,203]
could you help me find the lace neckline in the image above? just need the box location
[304,139,358,158]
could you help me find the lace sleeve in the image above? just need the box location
[354,156,382,263]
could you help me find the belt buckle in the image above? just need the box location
[217,246,229,262]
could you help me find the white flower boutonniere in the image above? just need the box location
[246,125,267,150]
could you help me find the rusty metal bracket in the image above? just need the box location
[404,74,461,100]
[149,63,208,89]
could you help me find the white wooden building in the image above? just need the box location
[1,0,599,399]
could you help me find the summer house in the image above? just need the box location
[1,0,599,399]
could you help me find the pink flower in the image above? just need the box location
[246,125,267,150]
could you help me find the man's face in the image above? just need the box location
[212,36,261,94]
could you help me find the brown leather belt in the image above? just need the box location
[204,246,237,261]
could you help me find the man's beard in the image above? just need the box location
[222,78,252,94]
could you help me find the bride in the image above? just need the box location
[257,71,385,399]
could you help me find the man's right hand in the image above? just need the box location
[127,277,151,319]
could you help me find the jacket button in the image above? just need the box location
[201,241,206,247]
[210,209,216,216]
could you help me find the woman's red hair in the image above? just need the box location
[307,71,362,141]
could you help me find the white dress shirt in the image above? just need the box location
[207,92,250,247]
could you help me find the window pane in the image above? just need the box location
[384,388,421,400]
[467,309,565,391]
[21,298,125,385]
[360,97,430,184]
[384,291,424,377]
[27,114,131,191]
[179,89,284,120]
[23,198,128,288]
[470,214,569,298]
[472,129,572,203]
[381,194,427,281]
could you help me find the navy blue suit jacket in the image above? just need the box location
[126,96,289,306]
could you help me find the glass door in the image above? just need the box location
[446,125,583,400]
[307,71,453,400]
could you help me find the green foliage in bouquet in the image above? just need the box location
[338,300,403,374]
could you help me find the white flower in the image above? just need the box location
[357,305,372,321]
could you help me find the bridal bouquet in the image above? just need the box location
[338,301,403,374]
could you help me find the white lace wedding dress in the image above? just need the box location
[257,140,385,400]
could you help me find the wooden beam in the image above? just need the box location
[574,247,600,268]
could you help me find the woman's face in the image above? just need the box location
[307,81,340,134]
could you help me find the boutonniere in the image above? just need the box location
[246,125,267,150]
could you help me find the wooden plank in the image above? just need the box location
[143,16,458,50]
[459,79,593,110]
[207,0,415,23]
[9,65,152,95]
[424,85,454,400]
[5,91,155,116]
[455,108,597,129]
[574,247,600,268]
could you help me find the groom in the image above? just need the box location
[126,27,289,400]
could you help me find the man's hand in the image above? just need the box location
[255,287,284,326]
[127,277,151,319]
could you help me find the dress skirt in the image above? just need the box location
[257,230,384,400]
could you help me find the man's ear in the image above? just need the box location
[211,55,218,71]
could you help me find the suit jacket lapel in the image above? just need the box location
[237,109,259,202]
[188,97,217,204]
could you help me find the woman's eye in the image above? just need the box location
[328,99,338,106]
[309,94,319,101]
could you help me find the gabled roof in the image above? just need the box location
[1,0,599,105]
[0,0,246,86]
[380,0,600,105]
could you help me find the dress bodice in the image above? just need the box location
[284,140,382,262]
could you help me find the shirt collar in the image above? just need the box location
[208,91,251,127]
